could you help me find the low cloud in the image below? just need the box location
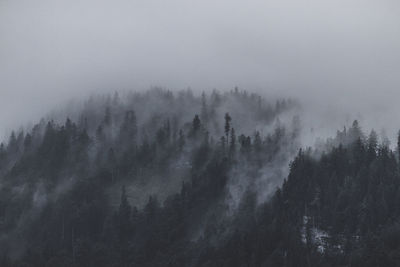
[1,0,399,141]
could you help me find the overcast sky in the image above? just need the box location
[1,0,400,141]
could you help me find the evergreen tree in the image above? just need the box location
[397,130,400,161]
[201,92,208,126]
[192,114,201,136]
[118,185,132,242]
[224,113,232,145]
[229,127,236,157]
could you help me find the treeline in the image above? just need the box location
[4,90,400,267]
[0,88,300,266]
[5,89,400,266]
[278,120,400,267]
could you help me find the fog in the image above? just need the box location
[1,0,400,142]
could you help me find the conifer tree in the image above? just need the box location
[224,113,231,145]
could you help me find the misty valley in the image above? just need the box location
[0,88,398,267]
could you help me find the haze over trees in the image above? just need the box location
[1,88,400,267]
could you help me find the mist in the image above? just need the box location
[3,2,400,264]
[1,0,400,141]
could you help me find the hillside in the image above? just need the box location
[1,89,399,267]
[0,88,299,266]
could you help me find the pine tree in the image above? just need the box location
[118,185,132,242]
[397,130,400,161]
[7,131,18,154]
[201,92,208,126]
[224,113,231,145]
[367,130,378,162]
[229,127,236,157]
[192,115,201,136]
[253,131,262,153]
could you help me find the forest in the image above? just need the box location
[1,88,400,267]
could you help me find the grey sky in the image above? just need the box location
[1,0,400,141]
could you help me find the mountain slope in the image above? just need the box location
[1,89,399,267]
[0,88,300,266]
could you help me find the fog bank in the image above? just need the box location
[1,0,399,141]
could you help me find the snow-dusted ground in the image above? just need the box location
[301,216,361,254]
[301,216,334,254]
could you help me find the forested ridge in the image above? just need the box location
[1,88,400,266]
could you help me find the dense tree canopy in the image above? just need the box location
[0,88,399,266]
